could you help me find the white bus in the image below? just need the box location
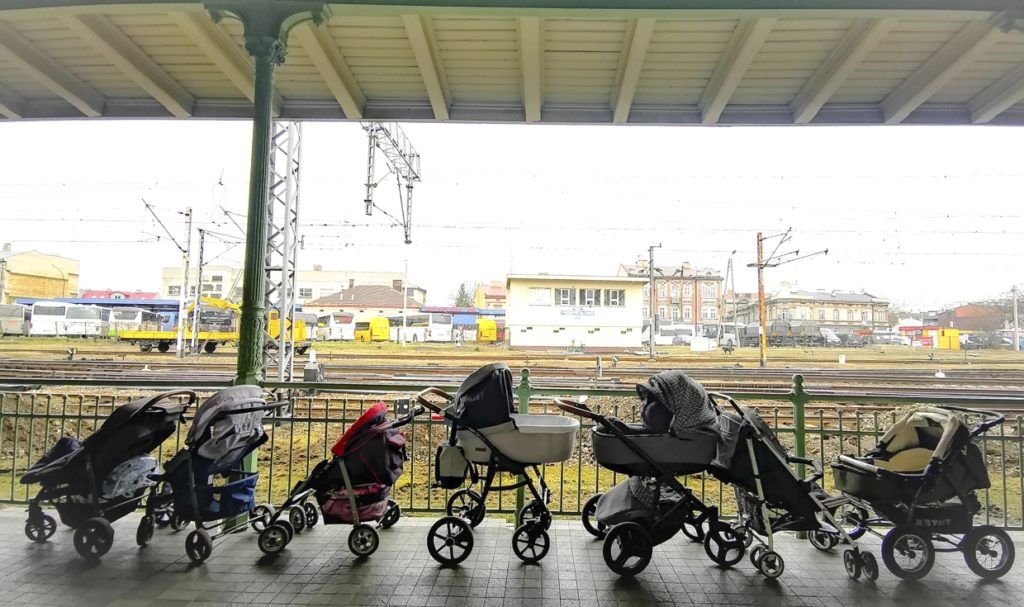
[0,304,29,336]
[29,301,75,336]
[109,308,163,334]
[317,312,355,341]
[64,305,112,338]
[388,313,453,343]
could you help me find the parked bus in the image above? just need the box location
[0,304,29,336]
[29,301,75,336]
[477,317,498,343]
[388,313,454,343]
[109,307,162,334]
[64,305,113,338]
[354,317,389,342]
[318,312,355,341]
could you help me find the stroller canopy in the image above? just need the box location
[872,407,969,472]
[636,370,717,435]
[452,363,515,429]
[186,386,268,465]
[332,402,389,457]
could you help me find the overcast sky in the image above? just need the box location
[2,120,1021,310]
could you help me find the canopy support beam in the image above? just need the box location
[612,18,656,124]
[0,82,26,119]
[699,17,775,125]
[403,14,450,121]
[294,21,364,119]
[519,16,543,122]
[969,63,1024,124]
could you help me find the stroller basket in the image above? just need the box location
[173,472,258,521]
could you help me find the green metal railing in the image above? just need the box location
[1,370,1022,528]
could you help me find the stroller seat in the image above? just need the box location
[874,448,933,473]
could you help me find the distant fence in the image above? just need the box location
[1,371,1021,528]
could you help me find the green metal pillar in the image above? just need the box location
[515,368,533,514]
[205,0,329,386]
[790,373,808,479]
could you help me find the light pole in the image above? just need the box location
[51,264,67,298]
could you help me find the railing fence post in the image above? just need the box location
[516,368,533,514]
[791,373,808,480]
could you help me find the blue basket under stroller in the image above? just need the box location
[143,386,285,564]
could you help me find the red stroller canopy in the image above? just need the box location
[332,402,389,457]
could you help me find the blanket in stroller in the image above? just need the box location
[636,370,717,436]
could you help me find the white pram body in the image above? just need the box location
[457,414,579,465]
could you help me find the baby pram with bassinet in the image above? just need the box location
[711,397,869,580]
[555,370,723,577]
[142,385,286,564]
[415,363,580,566]
[21,390,194,559]
[830,405,1015,580]
[250,400,423,558]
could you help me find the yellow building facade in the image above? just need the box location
[0,250,80,304]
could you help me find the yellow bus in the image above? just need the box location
[355,316,390,342]
[477,317,498,343]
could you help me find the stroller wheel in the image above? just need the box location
[348,524,380,558]
[963,525,1015,580]
[303,502,319,528]
[830,503,869,541]
[730,523,754,549]
[379,500,401,529]
[512,522,550,565]
[170,513,190,532]
[154,504,174,529]
[860,551,879,581]
[24,514,56,543]
[185,529,213,564]
[446,489,486,528]
[517,500,546,528]
[278,519,295,543]
[136,515,155,547]
[249,504,273,532]
[881,527,934,581]
[681,507,712,542]
[289,506,307,533]
[73,517,114,560]
[749,545,765,568]
[258,524,290,556]
[703,522,745,568]
[581,494,607,539]
[756,551,785,579]
[603,522,653,577]
[427,516,474,567]
[809,529,837,552]
[843,549,861,580]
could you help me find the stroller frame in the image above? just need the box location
[143,397,287,564]
[714,393,866,580]
[554,398,720,577]
[252,402,424,558]
[830,405,1014,581]
[24,390,196,560]
[416,387,555,566]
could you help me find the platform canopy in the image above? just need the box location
[2,1,1024,125]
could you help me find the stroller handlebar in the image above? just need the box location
[787,455,824,484]
[553,398,600,419]
[932,405,1005,437]
[393,404,427,428]
[221,400,290,417]
[415,387,454,415]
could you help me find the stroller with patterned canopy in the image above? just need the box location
[250,400,423,558]
[555,370,723,577]
[21,390,194,559]
[416,363,580,566]
[830,406,1014,580]
[142,386,285,564]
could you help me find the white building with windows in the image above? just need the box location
[506,274,646,351]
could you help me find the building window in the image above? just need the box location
[658,306,667,319]
[168,285,181,296]
[799,308,807,319]
[642,306,649,319]
[701,284,716,299]
[299,288,313,299]
[657,284,666,297]
[683,283,692,297]
[818,309,825,320]
[643,284,650,296]
[671,306,680,321]
[703,306,717,320]
[782,309,790,320]
[555,288,575,306]
[529,288,552,306]
[604,289,625,307]
[189,286,196,296]
[211,275,223,283]
[847,309,854,321]
[683,306,692,320]
[670,284,679,298]
[860,311,868,322]
[833,309,840,321]
[579,289,601,307]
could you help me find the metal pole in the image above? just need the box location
[731,257,739,346]
[175,207,193,359]
[1013,285,1020,352]
[757,232,768,368]
[191,229,206,354]
[401,259,408,346]
[648,243,660,360]
[235,51,276,385]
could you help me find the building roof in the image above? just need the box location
[81,289,158,299]
[307,285,423,309]
[481,283,507,298]
[2,3,1024,125]
[507,274,648,285]
[619,262,722,280]
[942,303,1001,317]
[770,289,888,304]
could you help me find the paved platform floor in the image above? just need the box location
[0,509,1019,607]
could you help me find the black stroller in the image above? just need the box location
[143,386,285,564]
[831,405,1015,580]
[21,390,194,559]
[416,363,580,566]
[252,400,423,558]
[711,398,868,580]
[554,370,723,577]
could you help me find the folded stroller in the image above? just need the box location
[416,363,580,566]
[142,386,285,564]
[555,370,723,577]
[831,405,1014,580]
[251,400,423,558]
[710,396,868,580]
[21,390,194,559]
